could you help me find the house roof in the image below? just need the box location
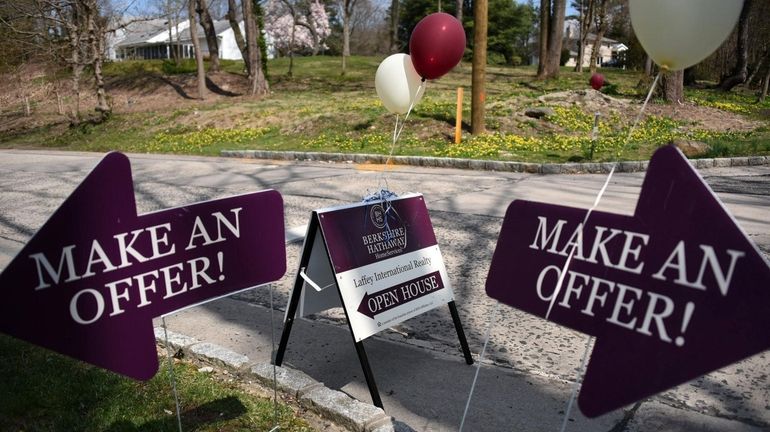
[116,19,237,48]
[176,20,234,43]
[116,19,170,47]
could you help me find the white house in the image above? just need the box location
[563,19,628,68]
[529,19,628,68]
[110,18,246,61]
[565,34,628,68]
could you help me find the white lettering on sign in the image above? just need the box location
[652,241,745,296]
[527,215,748,347]
[186,208,243,250]
[26,207,243,326]
[528,217,650,275]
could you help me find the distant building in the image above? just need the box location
[529,19,629,68]
[108,18,247,61]
[565,34,628,68]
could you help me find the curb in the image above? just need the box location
[154,327,408,432]
[220,150,770,174]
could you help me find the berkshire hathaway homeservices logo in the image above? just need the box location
[362,203,407,260]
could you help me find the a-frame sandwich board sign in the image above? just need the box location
[274,193,473,408]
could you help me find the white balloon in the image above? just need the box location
[375,54,425,115]
[630,0,744,71]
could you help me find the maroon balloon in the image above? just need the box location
[590,73,605,90]
[409,13,466,80]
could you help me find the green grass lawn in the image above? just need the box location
[0,335,314,431]
[2,56,769,163]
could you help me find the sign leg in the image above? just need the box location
[275,216,320,366]
[354,340,384,409]
[449,301,474,365]
[274,279,301,366]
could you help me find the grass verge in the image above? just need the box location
[0,334,315,431]
[2,57,769,163]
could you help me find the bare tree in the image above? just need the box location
[537,0,548,77]
[537,0,566,79]
[348,0,387,55]
[87,0,109,117]
[455,0,462,24]
[0,0,114,122]
[242,0,268,95]
[546,0,566,78]
[159,0,185,64]
[338,0,359,75]
[588,0,609,73]
[389,0,399,53]
[573,0,595,72]
[196,0,220,72]
[719,0,753,91]
[188,0,207,99]
[226,0,248,67]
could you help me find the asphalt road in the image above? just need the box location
[0,150,768,431]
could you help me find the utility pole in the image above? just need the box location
[471,0,488,134]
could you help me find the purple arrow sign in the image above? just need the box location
[0,152,286,380]
[486,145,770,417]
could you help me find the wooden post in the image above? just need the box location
[455,87,463,144]
[56,92,64,115]
[471,0,488,134]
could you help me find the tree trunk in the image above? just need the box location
[683,66,697,86]
[389,0,399,53]
[663,70,684,103]
[745,51,767,88]
[342,0,352,75]
[455,0,462,23]
[288,17,295,77]
[86,1,110,121]
[254,0,269,77]
[189,0,207,99]
[588,0,606,74]
[227,0,248,73]
[471,0,487,134]
[644,56,652,77]
[536,0,549,78]
[167,10,179,64]
[588,30,603,73]
[92,32,110,118]
[56,91,64,115]
[719,0,753,91]
[760,65,770,102]
[575,0,595,73]
[544,0,566,78]
[196,0,220,72]
[67,13,82,123]
[243,0,268,95]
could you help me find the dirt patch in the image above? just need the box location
[108,71,253,113]
[645,102,762,132]
[533,89,763,132]
[0,70,265,139]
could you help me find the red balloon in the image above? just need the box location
[409,13,466,80]
[590,73,605,90]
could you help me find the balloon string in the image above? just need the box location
[558,334,593,432]
[379,80,426,189]
[545,71,661,321]
[459,302,499,432]
[548,72,662,431]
